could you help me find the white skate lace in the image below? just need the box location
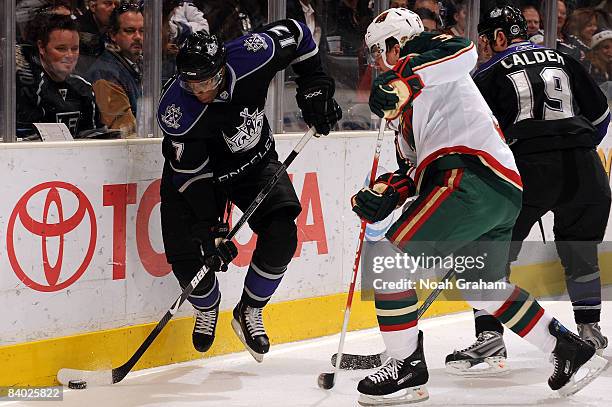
[245,306,266,337]
[367,358,404,384]
[457,331,494,353]
[194,309,217,335]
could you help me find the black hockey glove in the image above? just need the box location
[193,222,238,272]
[198,238,238,272]
[296,76,342,136]
[351,172,416,223]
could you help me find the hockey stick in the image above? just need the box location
[330,267,457,370]
[317,118,386,390]
[58,127,317,387]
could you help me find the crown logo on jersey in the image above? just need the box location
[225,107,264,153]
[244,33,268,52]
[206,42,218,56]
[161,103,182,129]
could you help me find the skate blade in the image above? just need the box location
[445,356,509,377]
[557,353,609,397]
[358,386,429,406]
[231,318,265,363]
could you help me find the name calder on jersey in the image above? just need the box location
[501,49,565,69]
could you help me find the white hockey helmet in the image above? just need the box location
[365,8,424,69]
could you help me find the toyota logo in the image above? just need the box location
[7,182,97,292]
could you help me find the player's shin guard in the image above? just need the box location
[375,290,419,360]
[358,331,429,406]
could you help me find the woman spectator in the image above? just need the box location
[588,29,612,84]
[566,7,599,47]
[17,14,102,138]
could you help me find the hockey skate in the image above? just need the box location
[445,331,509,376]
[192,306,218,353]
[548,319,608,396]
[357,331,429,406]
[578,322,608,356]
[231,301,270,363]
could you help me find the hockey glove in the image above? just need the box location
[199,238,238,272]
[296,75,342,136]
[351,172,416,223]
[369,65,424,119]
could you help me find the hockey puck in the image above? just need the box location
[68,380,87,389]
[317,373,334,390]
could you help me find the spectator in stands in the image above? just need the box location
[167,1,209,46]
[87,1,142,136]
[566,7,599,47]
[588,29,612,84]
[76,0,117,72]
[556,0,581,58]
[287,0,323,47]
[17,0,73,44]
[414,7,439,32]
[442,0,466,37]
[199,0,266,42]
[16,14,101,137]
[336,0,373,57]
[522,4,542,38]
[390,0,408,7]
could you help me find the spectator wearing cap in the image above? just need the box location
[87,1,143,136]
[588,29,612,84]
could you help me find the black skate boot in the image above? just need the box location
[357,331,429,406]
[578,322,608,356]
[548,318,608,396]
[445,330,508,376]
[192,306,218,353]
[231,301,269,363]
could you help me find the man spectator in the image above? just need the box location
[414,7,439,32]
[522,5,542,38]
[17,14,101,137]
[87,1,142,136]
[76,0,117,72]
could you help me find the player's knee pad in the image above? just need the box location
[253,210,298,267]
[171,259,215,296]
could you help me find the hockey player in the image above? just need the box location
[157,21,341,362]
[351,7,608,405]
[447,5,611,376]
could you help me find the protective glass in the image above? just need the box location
[179,68,224,94]
[366,43,384,66]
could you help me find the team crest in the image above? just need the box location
[490,9,502,18]
[225,107,264,153]
[244,33,268,52]
[206,42,218,56]
[161,103,182,129]
[510,25,520,35]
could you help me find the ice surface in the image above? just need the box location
[3,301,611,407]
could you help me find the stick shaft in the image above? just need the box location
[330,118,386,385]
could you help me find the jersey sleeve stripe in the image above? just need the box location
[291,45,319,64]
[169,156,211,174]
[592,108,611,126]
[178,172,214,193]
[412,42,475,72]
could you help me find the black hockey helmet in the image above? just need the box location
[478,6,528,44]
[176,30,226,82]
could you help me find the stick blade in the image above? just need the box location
[57,368,113,386]
[317,372,335,390]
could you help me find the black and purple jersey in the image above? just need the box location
[157,19,321,190]
[473,41,610,154]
